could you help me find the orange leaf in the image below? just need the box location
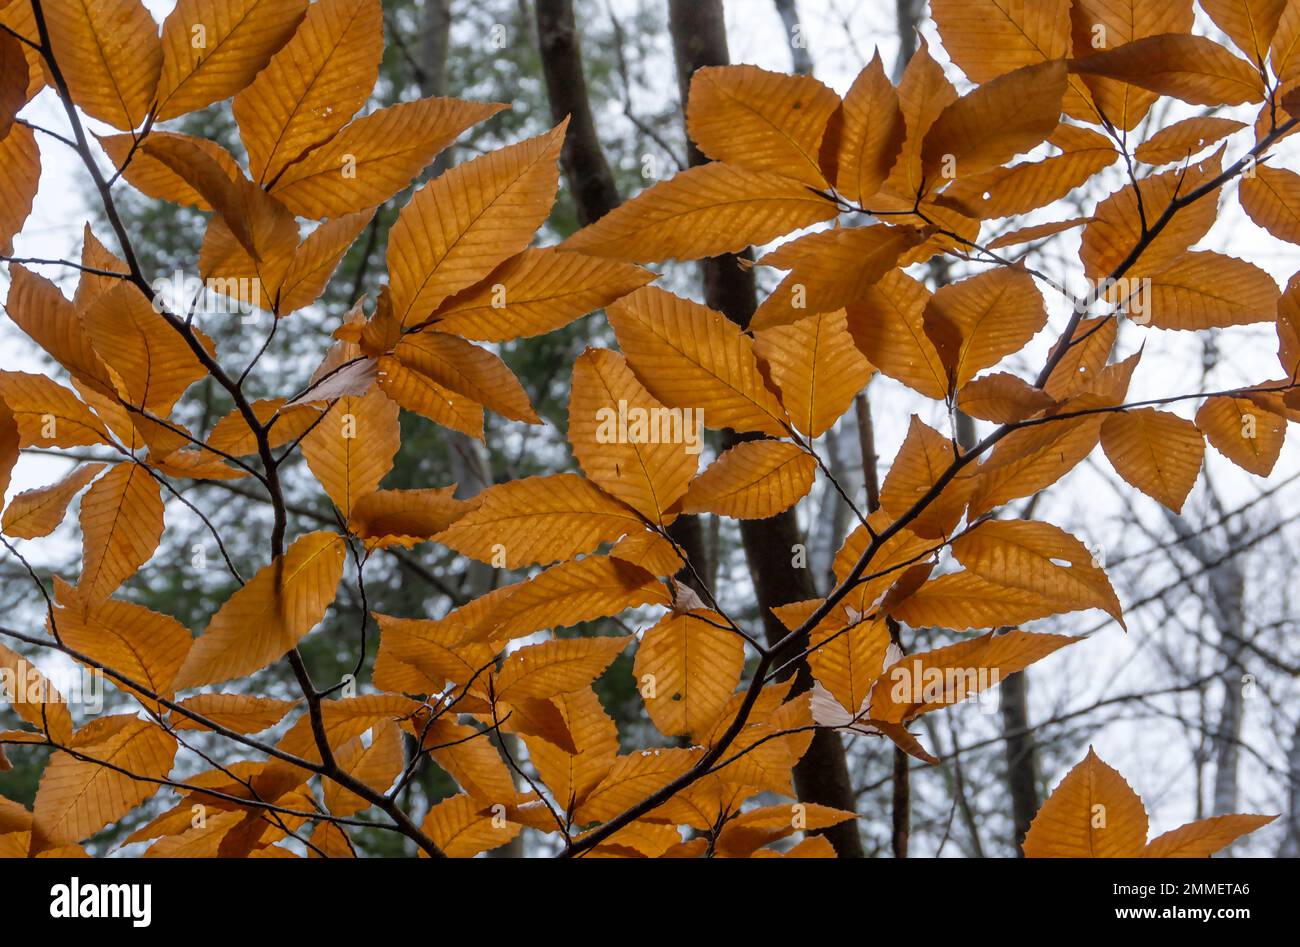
[156,0,307,120]
[679,439,815,520]
[43,0,161,130]
[233,0,383,186]
[172,531,346,689]
[1070,34,1265,106]
[607,285,788,436]
[387,121,565,326]
[1101,408,1205,512]
[923,267,1047,391]
[428,248,654,342]
[270,96,507,219]
[432,473,644,569]
[1023,747,1148,857]
[753,310,872,437]
[1196,394,1286,476]
[78,462,164,602]
[300,389,400,515]
[2,462,105,539]
[560,162,838,263]
[819,52,905,204]
[567,349,697,524]
[1144,813,1278,857]
[634,610,745,739]
[1240,165,1300,244]
[686,64,840,187]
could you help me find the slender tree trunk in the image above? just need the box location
[533,0,710,591]
[772,0,812,74]
[418,0,518,854]
[1281,717,1300,856]
[667,0,863,858]
[535,0,622,225]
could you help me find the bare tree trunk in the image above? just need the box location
[772,0,812,74]
[533,0,710,592]
[535,0,622,225]
[418,0,518,854]
[1281,717,1300,856]
[667,0,863,858]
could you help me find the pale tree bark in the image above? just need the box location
[667,0,863,858]
[1160,504,1248,815]
[772,0,812,74]
[1282,718,1300,856]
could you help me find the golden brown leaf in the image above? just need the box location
[1202,0,1288,64]
[679,439,815,520]
[567,348,697,525]
[921,61,1066,185]
[1195,394,1286,476]
[1068,0,1195,129]
[845,270,947,401]
[99,131,242,211]
[1240,164,1300,244]
[420,793,521,858]
[432,473,644,569]
[33,716,176,851]
[1081,153,1222,280]
[300,390,400,515]
[77,461,164,602]
[324,721,403,816]
[923,267,1047,391]
[753,310,872,437]
[270,96,506,218]
[387,121,565,326]
[43,0,161,130]
[346,486,472,549]
[1101,408,1205,512]
[560,162,838,263]
[1023,747,1148,857]
[607,285,787,436]
[0,122,38,255]
[156,0,307,120]
[233,0,383,185]
[686,64,839,187]
[392,332,540,424]
[634,610,745,739]
[1,462,105,539]
[1135,115,1246,165]
[82,283,209,414]
[872,630,1080,724]
[471,556,669,643]
[1144,813,1278,857]
[172,531,346,690]
[819,51,905,204]
[493,635,631,703]
[170,694,297,734]
[428,248,654,342]
[878,416,973,539]
[752,225,921,329]
[958,372,1055,424]
[1070,34,1265,106]
[0,643,74,743]
[951,519,1124,624]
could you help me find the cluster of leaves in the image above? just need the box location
[0,0,1294,857]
